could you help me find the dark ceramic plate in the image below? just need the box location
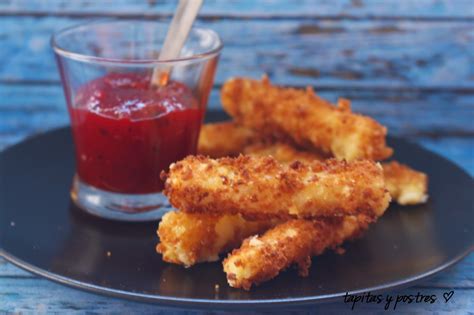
[0,112,473,310]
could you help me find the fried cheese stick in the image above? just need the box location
[156,211,277,267]
[223,215,373,290]
[221,77,393,161]
[198,121,257,158]
[382,161,428,205]
[243,142,327,163]
[246,142,428,205]
[163,155,391,219]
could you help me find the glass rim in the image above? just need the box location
[51,19,223,65]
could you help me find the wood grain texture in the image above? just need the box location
[0,255,472,314]
[0,0,473,19]
[0,1,473,313]
[0,17,473,88]
[418,138,474,174]
[0,84,472,137]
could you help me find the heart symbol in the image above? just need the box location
[443,290,454,303]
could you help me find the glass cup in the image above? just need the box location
[52,20,222,221]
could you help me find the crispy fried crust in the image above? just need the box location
[156,211,276,267]
[197,121,257,158]
[163,155,391,219]
[246,141,428,206]
[244,142,326,163]
[382,161,428,205]
[223,215,372,290]
[221,77,393,161]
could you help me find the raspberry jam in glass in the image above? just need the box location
[70,73,202,194]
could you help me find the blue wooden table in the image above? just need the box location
[0,1,473,313]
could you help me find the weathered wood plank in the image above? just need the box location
[0,84,472,139]
[0,275,472,314]
[0,17,473,88]
[0,1,472,313]
[418,137,474,175]
[0,258,33,278]
[0,0,473,19]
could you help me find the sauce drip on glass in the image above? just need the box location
[70,73,202,194]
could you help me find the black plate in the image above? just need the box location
[0,114,473,309]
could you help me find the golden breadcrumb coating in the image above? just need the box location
[221,76,393,161]
[163,155,390,219]
[197,121,257,158]
[198,121,325,159]
[223,215,372,290]
[244,142,327,163]
[383,161,428,205]
[246,141,428,205]
[156,211,276,267]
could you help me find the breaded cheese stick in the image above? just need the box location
[246,142,428,205]
[221,76,393,161]
[383,161,428,205]
[244,142,326,163]
[198,121,257,158]
[163,155,390,219]
[223,215,372,290]
[156,211,276,267]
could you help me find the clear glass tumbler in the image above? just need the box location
[52,20,222,221]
